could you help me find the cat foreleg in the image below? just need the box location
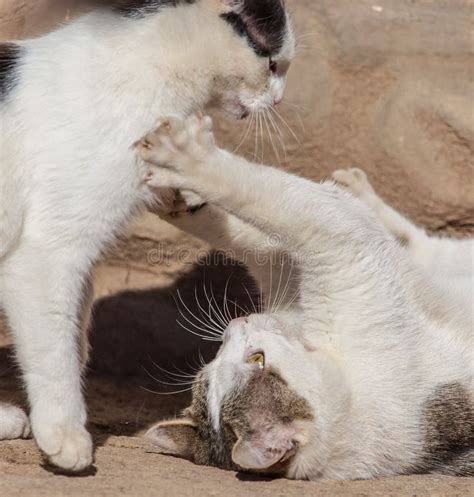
[138,115,325,256]
[151,190,280,255]
[2,242,93,471]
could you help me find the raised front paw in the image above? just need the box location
[137,114,215,189]
[332,167,375,199]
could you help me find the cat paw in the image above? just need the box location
[34,423,93,471]
[332,168,375,198]
[0,404,31,440]
[137,114,215,189]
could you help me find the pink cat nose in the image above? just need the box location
[274,96,283,106]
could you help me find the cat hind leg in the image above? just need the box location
[332,167,426,246]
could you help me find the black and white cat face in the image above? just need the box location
[214,0,295,117]
[147,314,319,475]
[117,0,296,119]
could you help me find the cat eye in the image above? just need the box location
[247,351,265,370]
[269,59,278,74]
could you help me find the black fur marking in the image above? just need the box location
[420,382,474,476]
[221,13,271,58]
[222,0,287,57]
[0,43,22,102]
[116,0,196,17]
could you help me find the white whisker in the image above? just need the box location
[175,305,222,338]
[141,385,193,396]
[253,110,259,161]
[222,274,233,322]
[202,283,227,330]
[267,259,274,312]
[151,360,199,379]
[197,348,207,369]
[227,298,250,316]
[174,293,223,337]
[263,111,280,163]
[143,366,196,388]
[283,286,301,309]
[274,263,295,312]
[266,110,288,161]
[270,260,285,314]
[177,320,222,342]
[270,106,301,144]
[201,274,229,328]
[209,282,231,328]
[241,283,258,314]
[176,290,222,333]
[282,102,307,133]
[233,112,254,154]
[194,287,223,333]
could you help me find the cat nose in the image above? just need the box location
[273,96,283,106]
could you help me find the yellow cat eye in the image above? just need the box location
[247,352,265,369]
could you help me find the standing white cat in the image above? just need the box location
[0,0,295,470]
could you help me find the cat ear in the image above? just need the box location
[231,423,297,470]
[146,418,198,461]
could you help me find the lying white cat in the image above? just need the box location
[0,0,295,471]
[141,115,473,479]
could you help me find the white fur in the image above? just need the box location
[0,1,295,470]
[141,115,473,480]
[0,403,31,440]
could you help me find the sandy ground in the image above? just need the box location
[0,0,473,495]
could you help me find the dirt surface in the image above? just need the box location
[0,0,473,495]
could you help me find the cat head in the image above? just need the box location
[210,0,296,118]
[117,0,296,119]
[146,314,332,477]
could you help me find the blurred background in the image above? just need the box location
[0,0,473,456]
